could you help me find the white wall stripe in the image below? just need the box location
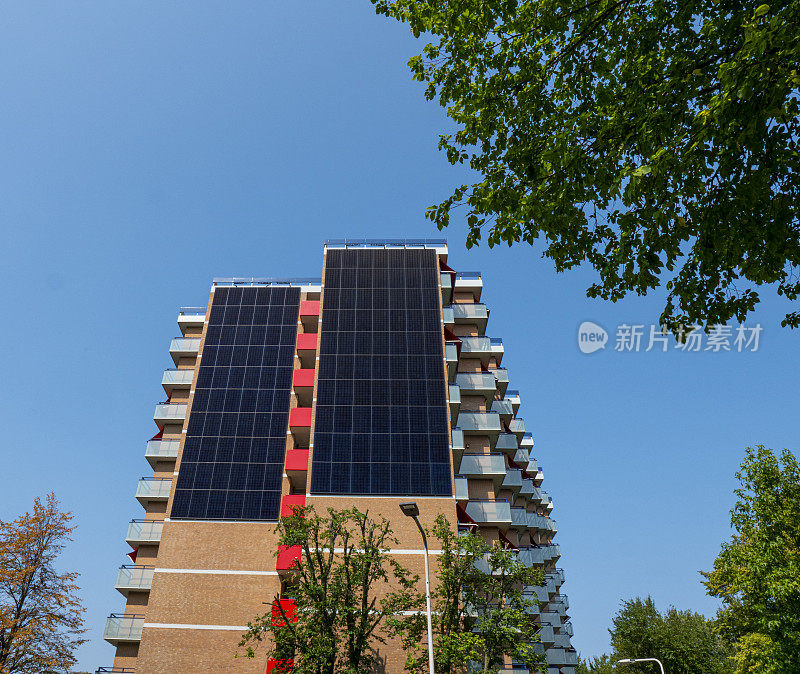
[144,623,247,631]
[155,568,278,576]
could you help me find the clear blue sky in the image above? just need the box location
[1,3,797,670]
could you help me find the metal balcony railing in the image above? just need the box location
[115,565,154,593]
[144,439,180,462]
[125,519,163,544]
[103,614,144,643]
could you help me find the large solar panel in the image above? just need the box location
[310,248,451,495]
[171,286,300,521]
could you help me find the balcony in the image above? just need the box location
[454,475,468,500]
[300,300,320,331]
[115,565,154,595]
[495,433,519,456]
[460,336,492,364]
[547,568,566,586]
[490,338,504,365]
[448,384,461,425]
[144,439,180,467]
[276,545,302,573]
[125,519,163,545]
[153,403,187,426]
[525,584,551,603]
[280,494,306,518]
[452,303,489,333]
[458,453,506,487]
[510,506,528,530]
[135,478,172,505]
[289,407,312,445]
[161,368,194,393]
[445,343,458,381]
[169,337,200,365]
[508,417,525,439]
[441,273,452,305]
[537,624,556,645]
[178,307,205,334]
[546,649,578,667]
[520,433,534,450]
[491,398,514,422]
[285,448,309,491]
[505,389,521,413]
[492,368,509,395]
[455,372,497,400]
[454,271,483,301]
[529,514,557,534]
[441,305,454,325]
[296,332,318,368]
[501,468,523,494]
[528,485,547,504]
[518,545,561,566]
[513,448,529,465]
[464,499,512,525]
[103,614,144,645]
[450,427,465,462]
[292,368,315,406]
[271,598,297,626]
[459,412,502,442]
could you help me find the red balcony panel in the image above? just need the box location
[296,333,318,351]
[299,301,320,316]
[276,545,302,572]
[271,598,297,626]
[289,407,312,428]
[267,659,294,674]
[280,494,306,518]
[292,369,315,388]
[285,449,309,472]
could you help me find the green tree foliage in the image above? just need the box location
[577,654,617,673]
[609,597,732,673]
[389,515,545,674]
[703,445,800,672]
[370,0,800,329]
[238,506,422,674]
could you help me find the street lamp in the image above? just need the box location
[617,658,665,674]
[399,502,435,674]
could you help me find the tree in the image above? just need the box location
[370,0,800,330]
[389,515,545,674]
[0,493,86,674]
[238,506,422,673]
[577,654,617,673]
[608,597,732,673]
[703,445,800,672]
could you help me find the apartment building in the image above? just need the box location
[99,239,577,674]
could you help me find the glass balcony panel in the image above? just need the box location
[161,369,194,388]
[454,475,468,500]
[135,478,172,501]
[460,336,491,359]
[458,453,506,478]
[153,403,187,422]
[458,412,502,435]
[115,566,154,593]
[169,337,200,353]
[508,417,525,436]
[491,399,514,419]
[452,303,489,321]
[103,614,144,643]
[144,439,180,462]
[495,433,518,453]
[442,305,454,324]
[125,520,163,544]
[455,372,497,398]
[502,468,523,492]
[464,499,511,524]
[513,448,530,464]
[510,506,528,528]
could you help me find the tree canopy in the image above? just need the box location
[703,445,800,672]
[0,493,86,674]
[578,596,732,673]
[238,506,421,673]
[370,0,800,330]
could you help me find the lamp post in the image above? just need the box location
[400,502,435,674]
[617,658,666,674]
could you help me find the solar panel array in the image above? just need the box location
[310,248,451,495]
[171,286,300,521]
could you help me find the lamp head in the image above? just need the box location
[617,660,634,664]
[399,502,420,518]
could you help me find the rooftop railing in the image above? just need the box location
[324,238,447,248]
